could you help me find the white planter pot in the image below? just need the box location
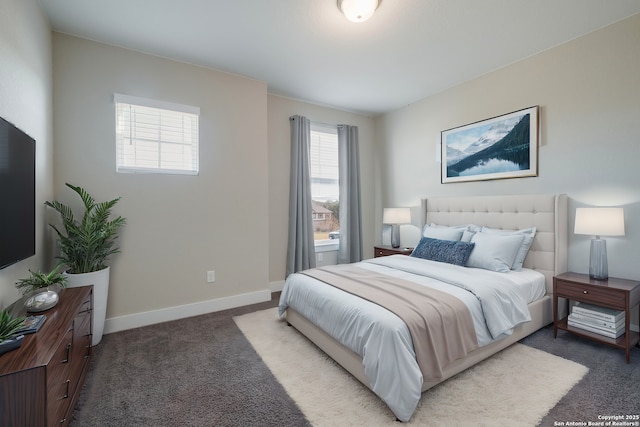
[65,267,110,346]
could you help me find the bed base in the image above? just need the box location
[286,295,552,393]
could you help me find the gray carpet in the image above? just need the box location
[70,294,311,427]
[70,294,639,426]
[520,325,640,427]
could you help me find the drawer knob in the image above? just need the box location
[583,290,588,294]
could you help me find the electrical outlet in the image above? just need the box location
[207,270,216,283]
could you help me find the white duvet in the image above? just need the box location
[278,255,545,422]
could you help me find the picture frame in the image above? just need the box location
[441,106,538,183]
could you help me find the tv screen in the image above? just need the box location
[0,116,36,269]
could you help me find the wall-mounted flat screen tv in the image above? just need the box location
[0,116,36,269]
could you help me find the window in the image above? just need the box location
[115,94,199,175]
[310,123,339,245]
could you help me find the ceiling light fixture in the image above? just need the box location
[338,0,380,23]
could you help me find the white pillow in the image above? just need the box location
[480,226,536,271]
[467,232,525,273]
[422,224,465,241]
[461,229,477,243]
[424,223,480,242]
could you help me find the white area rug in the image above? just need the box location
[234,308,588,426]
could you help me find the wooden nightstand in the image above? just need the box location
[553,272,640,363]
[374,245,413,258]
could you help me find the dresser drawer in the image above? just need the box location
[71,310,92,381]
[78,296,92,314]
[556,281,626,309]
[46,328,74,426]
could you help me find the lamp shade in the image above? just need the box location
[574,207,625,237]
[338,0,380,23]
[383,207,411,225]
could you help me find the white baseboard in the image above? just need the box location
[103,289,272,335]
[269,280,285,292]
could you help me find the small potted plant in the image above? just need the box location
[0,309,26,355]
[15,265,67,312]
[15,264,67,296]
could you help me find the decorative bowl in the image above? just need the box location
[24,290,59,312]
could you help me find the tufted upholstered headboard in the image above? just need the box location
[420,194,568,293]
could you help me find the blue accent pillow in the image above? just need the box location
[410,237,475,266]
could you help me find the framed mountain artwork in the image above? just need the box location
[441,106,538,183]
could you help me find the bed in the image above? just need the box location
[278,194,568,422]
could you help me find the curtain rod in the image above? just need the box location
[290,115,351,129]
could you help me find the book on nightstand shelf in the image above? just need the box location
[572,302,625,323]
[568,312,624,331]
[567,316,624,338]
[568,303,625,339]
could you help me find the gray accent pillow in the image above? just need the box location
[410,237,475,266]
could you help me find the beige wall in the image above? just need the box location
[52,34,270,326]
[0,0,53,309]
[4,5,638,332]
[376,14,640,282]
[267,95,377,286]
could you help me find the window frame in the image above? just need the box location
[114,93,200,175]
[310,122,340,250]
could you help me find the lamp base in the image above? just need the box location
[391,224,400,248]
[589,238,608,281]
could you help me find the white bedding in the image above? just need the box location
[278,255,545,422]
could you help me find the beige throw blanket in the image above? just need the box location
[301,264,479,382]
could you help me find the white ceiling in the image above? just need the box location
[38,0,640,116]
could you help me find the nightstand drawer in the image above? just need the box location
[376,248,398,257]
[374,246,413,257]
[556,281,626,309]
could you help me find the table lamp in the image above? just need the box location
[574,207,625,280]
[383,207,411,248]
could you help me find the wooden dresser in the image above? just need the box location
[0,286,93,426]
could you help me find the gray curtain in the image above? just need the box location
[337,124,363,264]
[286,115,316,276]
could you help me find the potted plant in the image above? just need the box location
[0,309,26,355]
[15,265,67,312]
[45,183,126,345]
[15,264,67,296]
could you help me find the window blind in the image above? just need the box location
[310,123,339,197]
[114,94,200,175]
